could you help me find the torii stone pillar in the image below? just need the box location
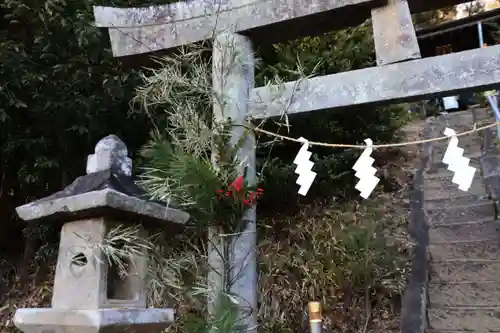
[13,134,190,333]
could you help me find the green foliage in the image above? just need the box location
[140,133,238,230]
[131,23,411,333]
[135,44,260,233]
[169,291,247,333]
[209,293,247,333]
[255,23,409,211]
[0,0,170,259]
[412,6,457,28]
[132,195,411,333]
[258,200,410,333]
[1,0,409,262]
[257,23,375,83]
[1,2,412,331]
[462,1,486,16]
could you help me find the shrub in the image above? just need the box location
[257,199,411,333]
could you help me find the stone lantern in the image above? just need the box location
[13,135,190,333]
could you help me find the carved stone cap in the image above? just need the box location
[16,135,189,226]
[87,135,132,176]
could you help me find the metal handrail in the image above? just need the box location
[486,92,500,139]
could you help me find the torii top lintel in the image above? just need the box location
[94,0,471,58]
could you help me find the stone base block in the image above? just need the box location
[14,308,174,333]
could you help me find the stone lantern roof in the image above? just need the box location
[16,134,189,226]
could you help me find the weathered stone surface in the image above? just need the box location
[425,158,483,175]
[431,260,500,282]
[425,196,490,210]
[210,33,258,332]
[51,218,148,310]
[371,0,420,65]
[14,308,174,333]
[16,188,189,226]
[427,331,484,333]
[94,0,382,57]
[431,139,482,155]
[400,113,430,333]
[481,155,500,202]
[94,0,471,29]
[427,111,479,129]
[429,239,500,260]
[87,135,132,176]
[13,134,181,333]
[249,45,500,119]
[480,155,500,179]
[428,307,500,331]
[426,201,495,225]
[475,105,500,209]
[426,331,478,333]
[429,282,500,306]
[424,163,482,179]
[424,166,482,182]
[429,219,500,243]
[424,180,486,201]
[93,0,474,57]
[415,110,500,333]
[486,175,500,203]
[433,145,482,159]
[16,135,190,226]
[432,148,483,162]
[52,218,107,310]
[19,168,149,204]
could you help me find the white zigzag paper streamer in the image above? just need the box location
[352,138,380,199]
[442,128,476,191]
[293,137,317,196]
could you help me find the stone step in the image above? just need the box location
[424,178,484,193]
[425,196,491,211]
[429,219,500,244]
[426,110,475,123]
[473,108,495,119]
[431,148,483,162]
[475,117,496,124]
[426,162,482,174]
[424,157,483,171]
[431,137,482,149]
[426,200,495,225]
[431,134,481,143]
[432,151,483,162]
[424,181,487,201]
[430,137,482,147]
[429,239,500,261]
[423,164,482,180]
[427,331,500,333]
[430,260,500,282]
[428,125,481,137]
[429,282,500,307]
[425,154,484,173]
[476,119,497,128]
[428,307,500,331]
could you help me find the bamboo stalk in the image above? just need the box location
[308,301,322,333]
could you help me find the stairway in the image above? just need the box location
[423,110,500,333]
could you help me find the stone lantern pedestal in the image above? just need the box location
[13,135,190,333]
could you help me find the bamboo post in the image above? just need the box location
[308,301,322,333]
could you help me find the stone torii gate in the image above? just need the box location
[93,0,500,331]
